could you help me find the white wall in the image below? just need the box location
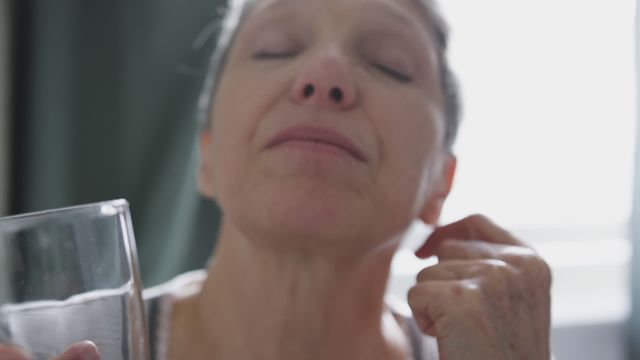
[629,0,640,356]
[552,321,628,360]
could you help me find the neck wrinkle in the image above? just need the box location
[195,221,410,360]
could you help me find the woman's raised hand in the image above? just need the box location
[410,214,552,359]
[0,341,100,360]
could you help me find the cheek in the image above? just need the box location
[208,79,254,198]
[213,64,292,139]
[370,90,445,216]
[208,67,292,198]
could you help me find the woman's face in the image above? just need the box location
[200,0,454,252]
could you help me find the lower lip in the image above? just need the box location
[273,140,358,160]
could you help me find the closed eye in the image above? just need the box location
[372,63,412,83]
[253,51,297,60]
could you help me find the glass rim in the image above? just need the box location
[0,199,130,223]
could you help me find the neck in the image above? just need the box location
[190,222,410,360]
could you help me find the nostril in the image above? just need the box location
[329,87,343,102]
[303,84,315,98]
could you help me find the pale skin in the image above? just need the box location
[0,0,552,359]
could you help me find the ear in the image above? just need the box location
[419,154,457,226]
[197,130,216,199]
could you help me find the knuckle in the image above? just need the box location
[484,258,509,268]
[507,252,553,286]
[416,269,426,282]
[437,239,457,254]
[521,252,547,269]
[534,257,553,286]
[439,239,464,253]
[484,259,512,276]
[407,286,421,306]
[466,213,489,226]
[502,246,538,265]
[416,266,433,282]
[449,281,466,297]
[480,259,514,283]
[451,279,482,299]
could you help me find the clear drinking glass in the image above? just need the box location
[0,200,148,360]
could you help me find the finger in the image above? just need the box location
[407,282,445,337]
[0,345,33,360]
[53,341,100,360]
[407,280,482,337]
[416,259,510,283]
[415,214,525,258]
[435,239,540,269]
[434,239,508,261]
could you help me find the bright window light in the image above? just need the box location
[388,0,637,328]
[440,0,636,232]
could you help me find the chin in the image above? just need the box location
[232,177,378,253]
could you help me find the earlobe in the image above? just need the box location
[421,199,445,226]
[419,154,457,226]
[197,131,216,199]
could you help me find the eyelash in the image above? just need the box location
[252,51,412,83]
[252,51,297,60]
[372,63,412,83]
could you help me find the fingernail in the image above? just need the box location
[79,341,100,360]
[65,341,100,360]
[414,247,430,259]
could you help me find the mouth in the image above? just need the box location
[265,125,367,162]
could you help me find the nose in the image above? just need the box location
[289,51,358,110]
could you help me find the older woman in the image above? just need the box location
[1,0,552,358]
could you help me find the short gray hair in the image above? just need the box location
[197,0,462,150]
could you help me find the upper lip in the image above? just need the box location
[265,124,367,162]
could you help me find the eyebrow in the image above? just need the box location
[256,0,428,32]
[248,0,433,46]
[362,0,432,37]
[252,0,302,15]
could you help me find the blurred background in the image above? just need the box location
[6,0,223,288]
[1,0,639,358]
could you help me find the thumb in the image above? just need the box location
[407,283,447,338]
[53,341,100,360]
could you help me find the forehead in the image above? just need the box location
[245,0,432,32]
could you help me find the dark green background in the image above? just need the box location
[9,0,224,287]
